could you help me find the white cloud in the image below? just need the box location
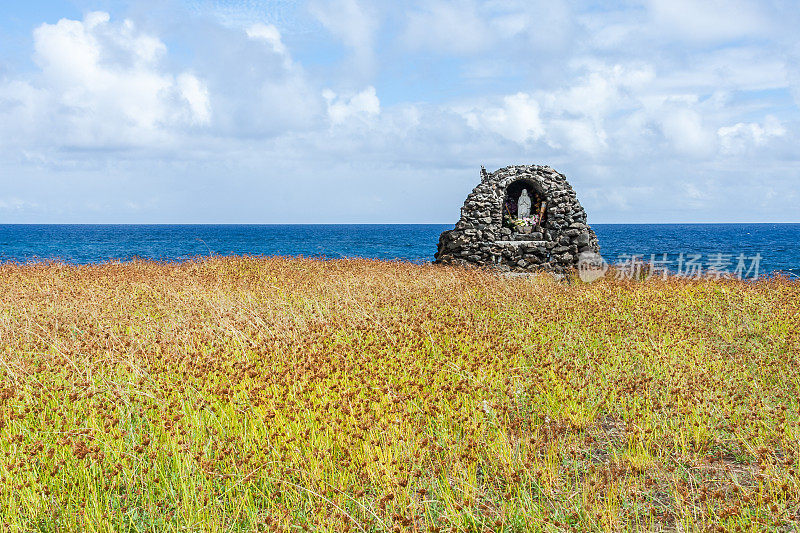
[537,64,654,155]
[547,119,607,156]
[309,0,377,75]
[718,116,786,153]
[181,18,321,139]
[647,0,769,43]
[402,1,488,55]
[400,0,574,56]
[186,0,310,32]
[458,63,655,155]
[584,186,658,212]
[177,73,211,125]
[246,23,289,65]
[2,12,211,150]
[658,108,717,158]
[453,56,791,165]
[0,197,38,211]
[461,92,544,144]
[787,44,800,109]
[0,80,51,143]
[323,86,380,125]
[546,63,655,116]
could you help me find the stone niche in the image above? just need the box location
[434,165,600,273]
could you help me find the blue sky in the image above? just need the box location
[0,0,798,223]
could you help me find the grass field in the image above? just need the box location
[0,257,797,532]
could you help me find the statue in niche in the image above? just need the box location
[517,189,532,218]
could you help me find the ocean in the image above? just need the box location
[0,224,797,278]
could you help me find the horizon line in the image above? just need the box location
[0,222,799,226]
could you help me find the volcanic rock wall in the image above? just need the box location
[435,165,600,273]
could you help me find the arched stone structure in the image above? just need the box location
[434,165,600,272]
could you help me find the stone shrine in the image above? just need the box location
[435,165,600,273]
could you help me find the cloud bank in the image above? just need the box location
[0,1,798,223]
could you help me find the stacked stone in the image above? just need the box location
[434,165,600,273]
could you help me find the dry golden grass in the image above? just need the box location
[0,257,798,532]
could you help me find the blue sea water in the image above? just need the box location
[0,224,797,277]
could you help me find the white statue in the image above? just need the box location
[517,189,532,218]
